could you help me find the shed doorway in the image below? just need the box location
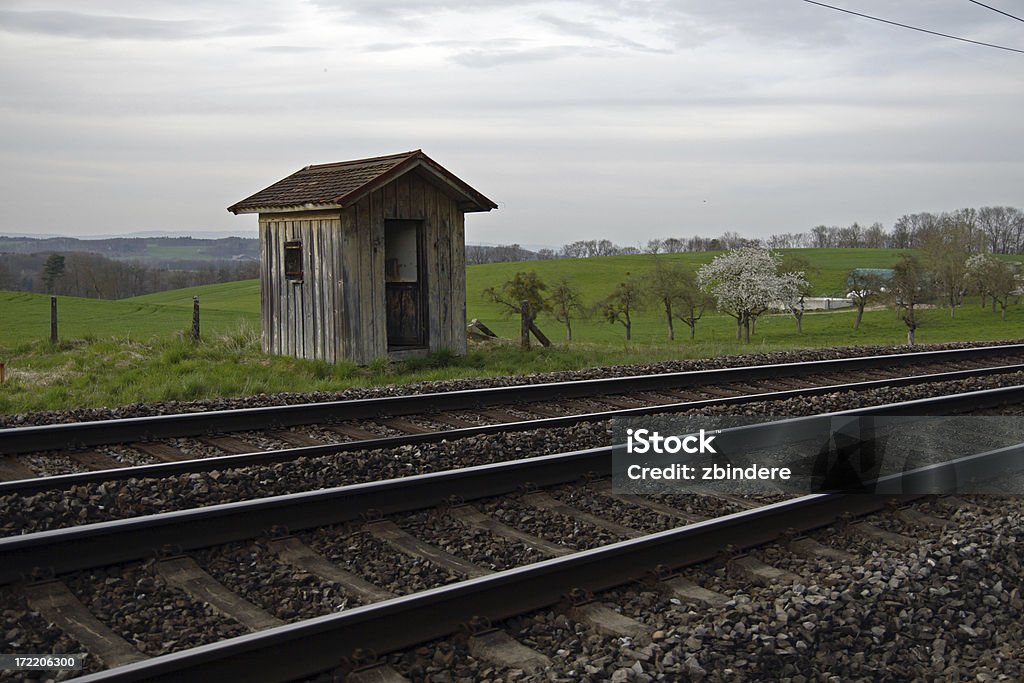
[385,219,426,349]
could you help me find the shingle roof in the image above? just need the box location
[227,150,497,214]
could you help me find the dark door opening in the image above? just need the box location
[385,219,427,348]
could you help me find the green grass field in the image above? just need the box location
[467,248,914,343]
[0,290,258,348]
[0,248,1020,413]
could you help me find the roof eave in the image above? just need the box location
[228,202,344,215]
[334,154,497,213]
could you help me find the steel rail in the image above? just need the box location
[70,438,1024,683]
[3,363,1023,496]
[2,384,1022,585]
[2,343,1022,455]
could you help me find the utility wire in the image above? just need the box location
[802,0,1024,54]
[966,0,1024,24]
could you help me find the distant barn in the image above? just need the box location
[228,150,496,364]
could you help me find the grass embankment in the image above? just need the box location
[0,248,1021,413]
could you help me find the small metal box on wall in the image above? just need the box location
[228,150,496,364]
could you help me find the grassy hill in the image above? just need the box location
[129,280,261,314]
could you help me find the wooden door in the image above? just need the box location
[384,220,426,348]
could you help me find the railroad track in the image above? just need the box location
[2,385,1022,681]
[3,343,1024,491]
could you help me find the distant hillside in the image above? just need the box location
[0,235,258,264]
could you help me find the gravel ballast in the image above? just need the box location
[400,495,1024,682]
[3,374,1023,538]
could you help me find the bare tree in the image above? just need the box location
[644,259,690,341]
[673,271,713,340]
[778,253,814,333]
[920,220,970,318]
[602,277,643,341]
[888,255,931,345]
[966,253,1019,320]
[862,222,888,248]
[549,278,585,341]
[846,269,886,330]
[483,271,551,333]
[978,206,1024,254]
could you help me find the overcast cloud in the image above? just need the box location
[1,1,1022,247]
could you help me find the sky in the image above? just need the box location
[1,1,1022,249]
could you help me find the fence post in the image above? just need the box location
[520,300,530,351]
[192,296,200,340]
[50,296,57,343]
[0,362,5,384]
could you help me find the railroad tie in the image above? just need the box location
[363,520,492,578]
[326,424,381,441]
[154,557,284,631]
[896,508,953,529]
[128,441,190,462]
[729,555,803,586]
[568,602,651,641]
[588,480,708,523]
[475,408,527,423]
[766,378,812,390]
[0,455,36,481]
[427,414,478,429]
[846,522,917,549]
[68,450,121,471]
[267,430,325,447]
[374,418,433,435]
[447,505,572,556]
[521,491,644,539]
[595,396,645,409]
[661,576,730,607]
[346,663,411,683]
[692,387,740,399]
[633,391,684,405]
[559,399,613,414]
[569,398,619,412]
[786,537,855,562]
[467,630,552,673]
[728,382,768,394]
[196,435,264,455]
[517,403,569,418]
[267,537,396,604]
[930,495,981,512]
[21,580,147,668]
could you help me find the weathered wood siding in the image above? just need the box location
[259,170,467,365]
[259,210,343,363]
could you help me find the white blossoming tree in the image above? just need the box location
[697,246,808,343]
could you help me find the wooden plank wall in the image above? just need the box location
[259,211,342,363]
[259,171,469,366]
[342,171,468,363]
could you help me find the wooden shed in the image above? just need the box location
[227,150,496,365]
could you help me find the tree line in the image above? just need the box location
[484,243,1021,348]
[769,206,1024,254]
[484,249,809,346]
[467,205,1024,266]
[466,232,760,265]
[0,251,259,299]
